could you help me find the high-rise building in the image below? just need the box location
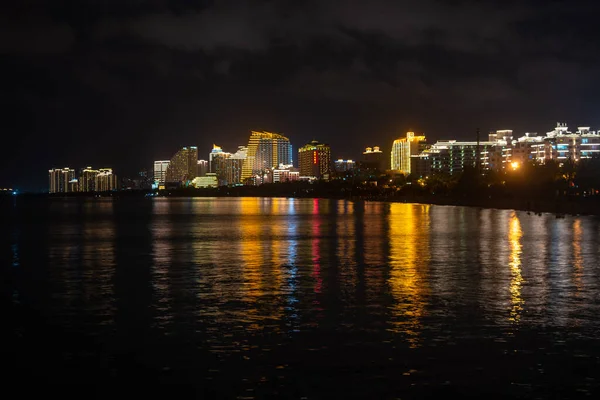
[241,131,292,183]
[96,168,118,191]
[48,168,75,193]
[361,146,385,171]
[165,146,198,185]
[209,145,224,173]
[298,140,332,179]
[197,160,208,177]
[391,132,427,174]
[79,166,99,192]
[153,160,170,186]
[226,146,247,185]
[212,151,231,186]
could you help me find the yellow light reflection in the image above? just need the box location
[268,199,285,309]
[572,219,583,296]
[508,212,524,323]
[238,198,286,331]
[387,203,430,348]
[239,198,264,330]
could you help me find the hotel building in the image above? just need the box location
[241,131,292,183]
[165,146,198,185]
[298,140,332,179]
[391,132,427,174]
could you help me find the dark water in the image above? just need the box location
[2,197,600,398]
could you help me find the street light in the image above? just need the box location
[511,162,519,170]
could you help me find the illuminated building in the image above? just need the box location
[298,140,332,179]
[334,159,355,172]
[487,130,514,171]
[191,173,218,188]
[79,166,99,192]
[165,146,198,185]
[153,160,170,186]
[48,168,75,193]
[391,132,427,174]
[413,122,600,176]
[428,140,496,175]
[197,160,208,177]
[510,134,546,166]
[211,146,247,186]
[226,146,247,185]
[361,146,385,171]
[544,124,600,163]
[272,164,300,182]
[211,150,232,185]
[241,131,292,183]
[209,144,224,173]
[95,168,117,191]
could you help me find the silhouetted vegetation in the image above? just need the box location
[28,157,600,215]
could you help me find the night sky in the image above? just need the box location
[3,0,600,191]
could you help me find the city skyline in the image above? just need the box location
[42,121,600,193]
[4,1,600,191]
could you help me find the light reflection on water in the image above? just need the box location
[508,212,524,324]
[388,203,430,347]
[3,197,600,396]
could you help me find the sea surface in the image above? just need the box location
[2,197,600,398]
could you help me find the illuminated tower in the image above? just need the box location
[298,140,332,179]
[79,166,99,192]
[165,146,198,185]
[153,160,170,186]
[48,168,75,193]
[241,131,292,182]
[95,168,118,191]
[197,160,208,177]
[209,144,224,173]
[391,132,427,174]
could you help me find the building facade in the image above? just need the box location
[192,173,218,188]
[334,159,356,173]
[241,131,292,183]
[166,146,198,185]
[49,168,75,193]
[153,160,170,187]
[298,140,332,179]
[197,160,208,177]
[391,132,427,174]
[272,165,300,182]
[79,167,98,192]
[209,145,224,173]
[96,168,117,191]
[427,141,497,175]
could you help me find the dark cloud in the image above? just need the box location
[2,0,600,190]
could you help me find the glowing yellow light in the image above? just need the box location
[388,204,430,347]
[511,161,519,170]
[508,212,524,323]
